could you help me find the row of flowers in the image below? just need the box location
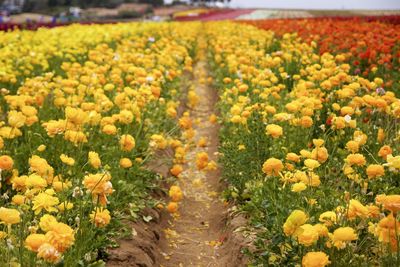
[0,22,200,265]
[243,17,400,92]
[207,21,400,266]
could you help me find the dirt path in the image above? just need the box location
[159,50,230,266]
[107,34,249,267]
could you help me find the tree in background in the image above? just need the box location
[48,0,58,7]
[20,0,164,12]
[138,0,163,7]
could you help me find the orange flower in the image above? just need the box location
[25,234,46,252]
[266,124,283,138]
[302,251,330,267]
[196,152,209,170]
[366,164,385,179]
[347,199,369,220]
[0,155,13,171]
[167,202,178,213]
[345,153,366,166]
[170,164,183,177]
[378,145,392,160]
[262,158,283,176]
[377,195,400,214]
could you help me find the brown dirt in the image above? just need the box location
[107,44,251,267]
[158,57,249,267]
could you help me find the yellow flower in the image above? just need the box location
[312,139,325,147]
[25,234,46,252]
[57,201,73,212]
[52,180,72,192]
[120,134,136,152]
[197,137,208,147]
[311,146,329,163]
[45,222,75,253]
[83,173,113,205]
[196,152,209,170]
[11,175,27,191]
[0,155,14,171]
[37,144,46,152]
[0,207,21,225]
[88,151,101,169]
[330,227,357,249]
[333,116,346,129]
[65,106,88,125]
[366,164,384,179]
[169,185,183,202]
[39,214,58,232]
[297,224,319,246]
[64,130,87,144]
[314,223,329,237]
[300,116,313,128]
[283,210,308,236]
[266,124,283,138]
[385,154,400,170]
[304,159,320,170]
[60,154,75,166]
[0,126,22,139]
[291,182,307,192]
[32,192,60,215]
[345,153,366,166]
[300,149,313,159]
[286,152,300,162]
[26,174,47,189]
[354,130,367,145]
[345,141,359,153]
[118,110,134,124]
[11,195,25,205]
[302,251,330,267]
[8,110,26,128]
[179,116,192,129]
[150,134,167,149]
[90,207,111,228]
[377,194,400,213]
[120,158,132,168]
[262,158,284,176]
[29,155,54,180]
[102,124,117,135]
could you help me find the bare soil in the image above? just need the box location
[107,57,250,266]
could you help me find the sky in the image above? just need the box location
[166,0,400,10]
[227,0,400,10]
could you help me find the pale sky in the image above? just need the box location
[228,0,400,10]
[165,0,400,10]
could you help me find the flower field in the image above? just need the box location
[211,19,400,266]
[1,15,400,267]
[0,22,199,266]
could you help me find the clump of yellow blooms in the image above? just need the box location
[0,21,201,265]
[1,18,400,266]
[207,21,400,266]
